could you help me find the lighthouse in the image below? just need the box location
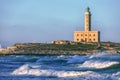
[85,7,91,31]
[74,7,100,43]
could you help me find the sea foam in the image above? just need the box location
[12,64,96,77]
[11,64,120,80]
[79,60,119,69]
[89,52,120,60]
[67,55,88,64]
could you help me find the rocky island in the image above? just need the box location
[0,42,120,55]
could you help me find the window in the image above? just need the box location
[81,34,83,36]
[89,34,91,36]
[77,34,79,36]
[85,38,87,42]
[89,39,91,41]
[85,34,87,36]
[93,34,95,36]
[93,39,95,41]
[77,39,79,41]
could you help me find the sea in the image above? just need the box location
[0,52,120,80]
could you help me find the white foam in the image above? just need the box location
[79,60,119,69]
[57,55,65,58]
[89,52,120,60]
[67,55,88,63]
[11,64,120,80]
[12,64,41,75]
[89,52,106,58]
[112,72,120,80]
[12,64,97,77]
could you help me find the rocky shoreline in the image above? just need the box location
[0,42,120,55]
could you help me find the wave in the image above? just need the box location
[11,64,92,77]
[112,72,120,80]
[0,59,12,62]
[67,55,88,64]
[79,60,119,69]
[89,52,120,61]
[66,52,120,64]
[36,56,56,63]
[11,64,120,80]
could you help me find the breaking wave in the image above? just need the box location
[12,64,93,77]
[67,55,88,63]
[79,60,119,69]
[1,52,120,80]
[11,64,120,80]
[89,52,120,61]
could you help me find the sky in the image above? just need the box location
[0,0,120,47]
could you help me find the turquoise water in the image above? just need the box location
[0,52,120,80]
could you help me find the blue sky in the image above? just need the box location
[0,0,120,47]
